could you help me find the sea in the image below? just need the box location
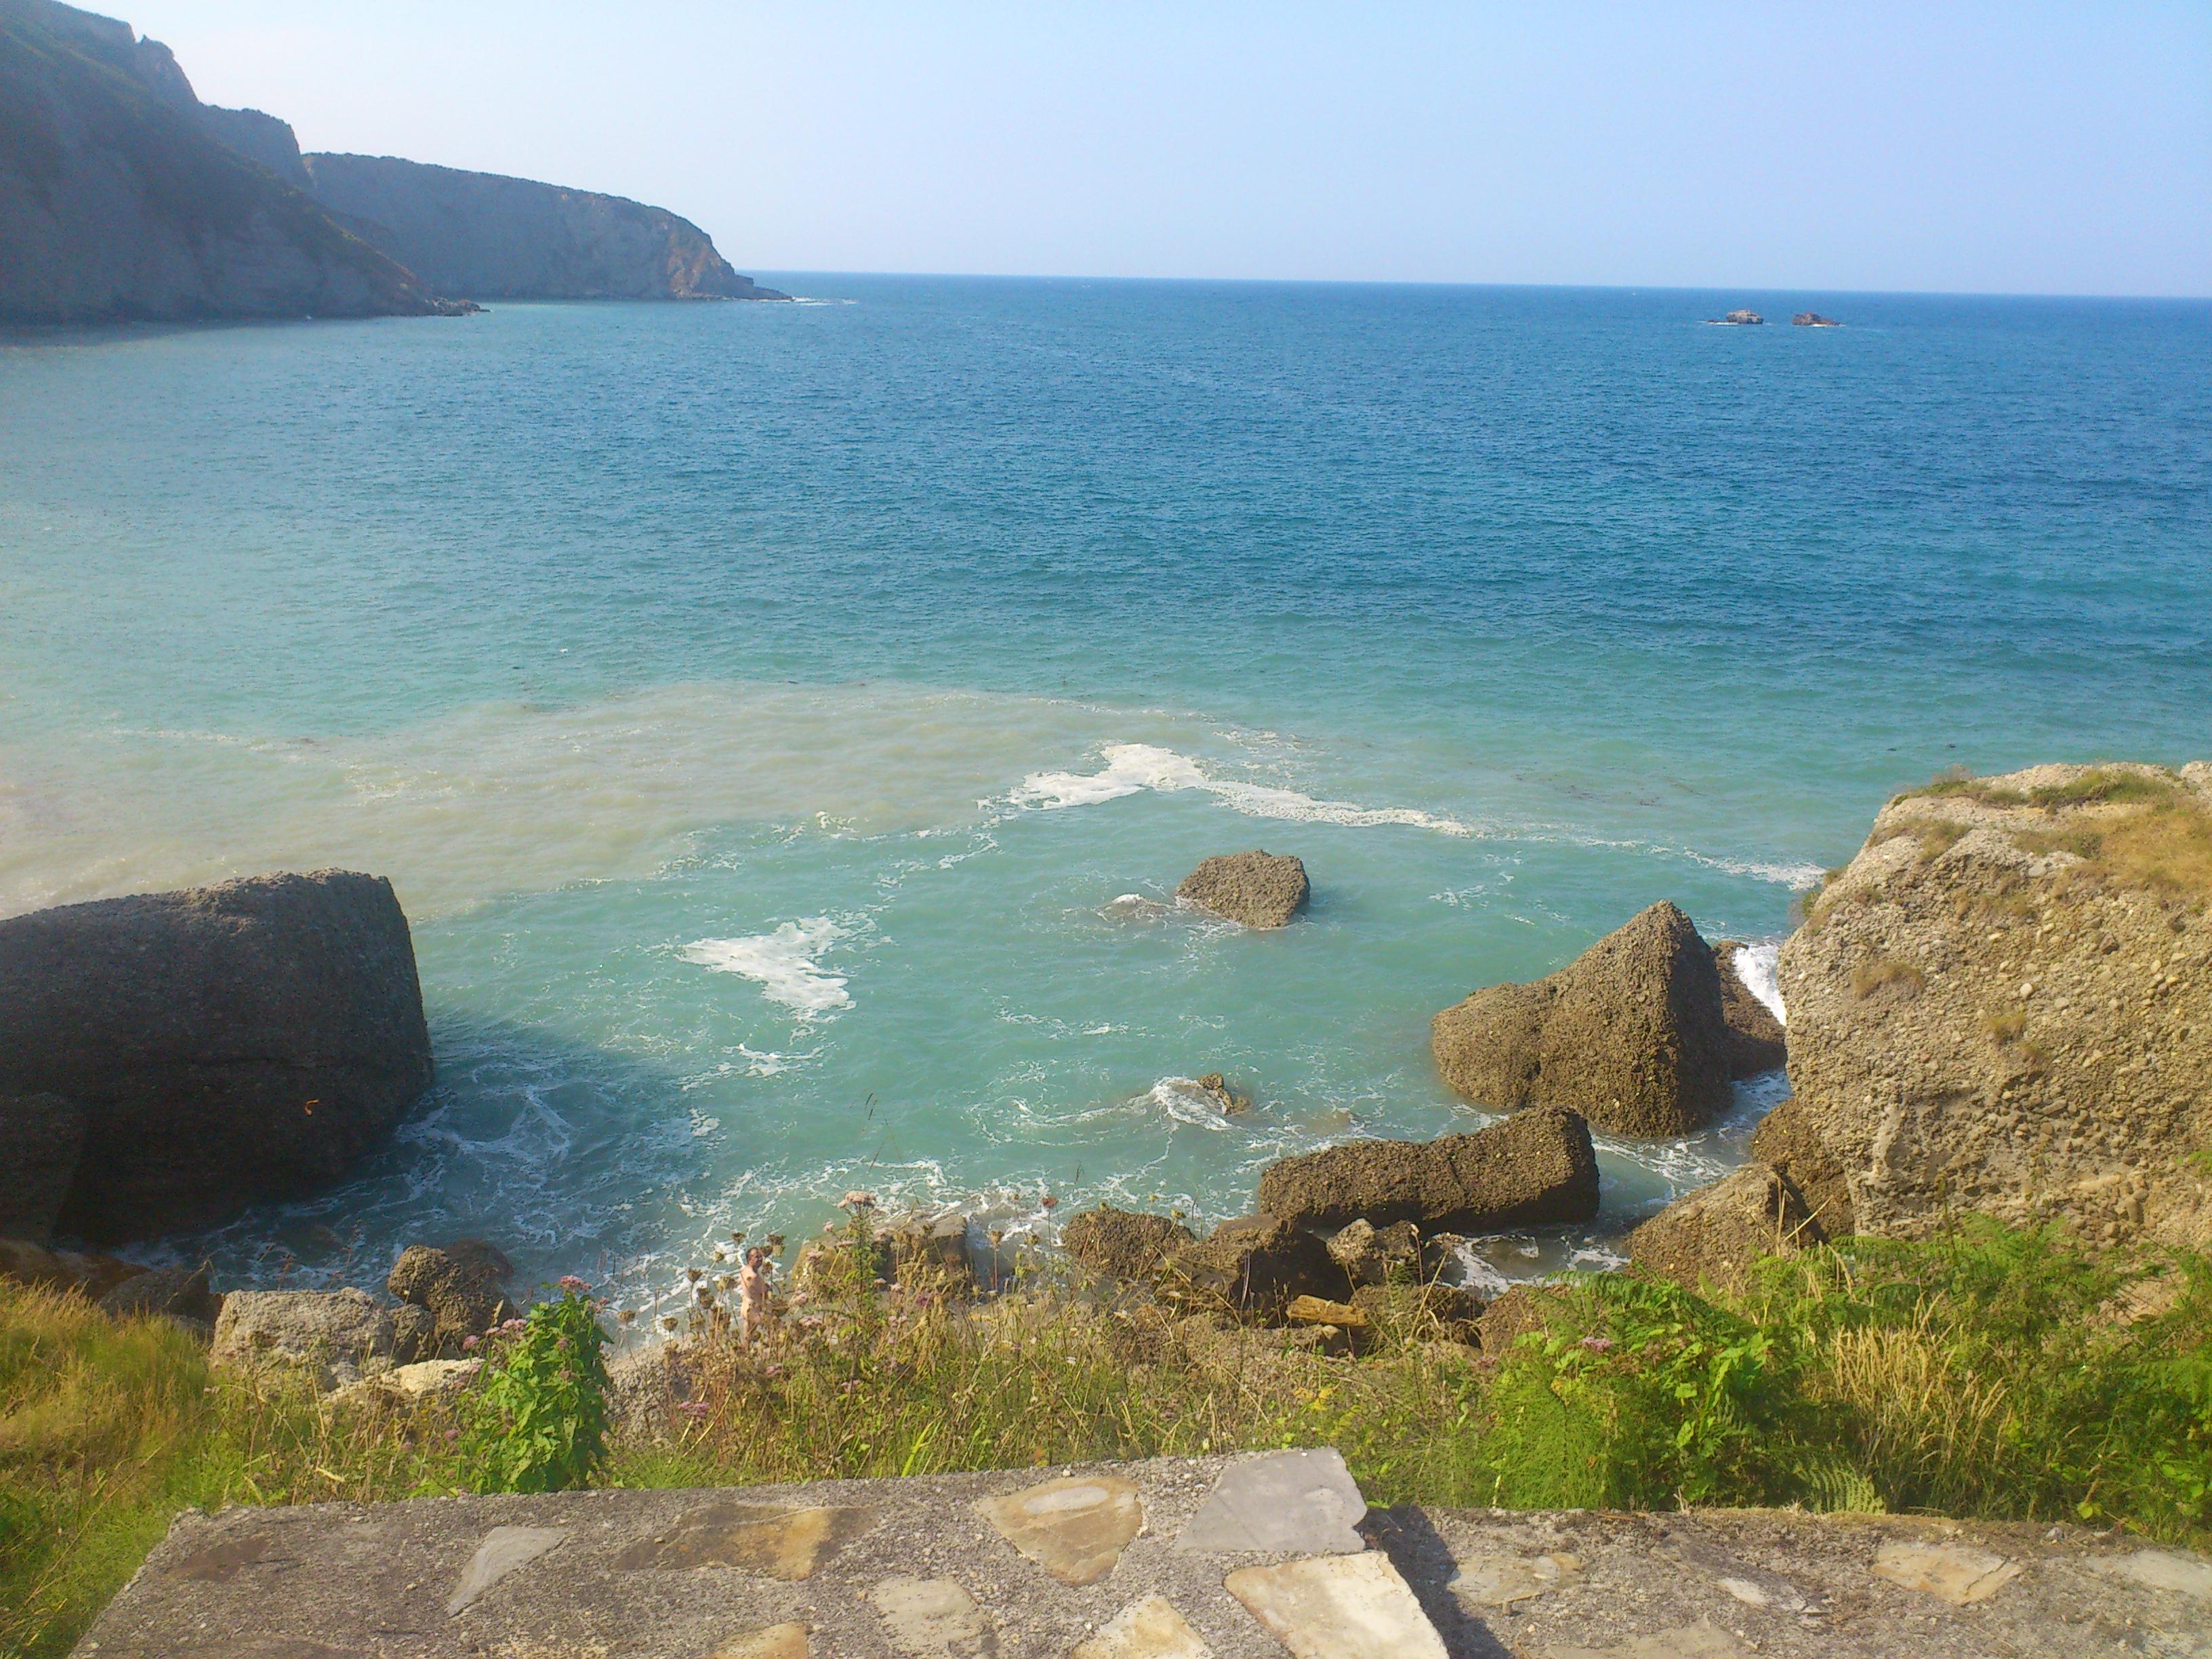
[3,278,2207,1323]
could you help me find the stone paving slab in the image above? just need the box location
[73,1453,2212,1659]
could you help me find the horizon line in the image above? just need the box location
[737,268,2212,305]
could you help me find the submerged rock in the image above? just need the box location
[1626,1163,1822,1296]
[1176,851,1310,928]
[1431,901,1736,1136]
[1062,1206,1195,1280]
[0,870,434,1244]
[1258,1105,1600,1233]
[1778,761,2212,1248]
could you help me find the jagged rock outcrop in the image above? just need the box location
[1625,1163,1822,1296]
[1432,901,1736,1136]
[0,870,434,1242]
[1256,1106,1601,1233]
[1779,762,2212,1248]
[1325,1218,1422,1288]
[300,154,788,302]
[1713,941,1788,1076]
[1176,851,1309,928]
[0,0,456,322]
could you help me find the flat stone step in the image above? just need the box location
[74,1452,2212,1658]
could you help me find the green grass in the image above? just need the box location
[5,1220,2209,1657]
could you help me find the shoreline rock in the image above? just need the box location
[1625,1162,1822,1296]
[0,870,434,1244]
[1256,1105,1601,1233]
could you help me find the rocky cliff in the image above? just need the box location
[0,0,453,322]
[301,155,787,302]
[1775,762,2212,1250]
[2,0,781,321]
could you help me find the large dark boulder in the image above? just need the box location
[1431,901,1735,1136]
[1256,1105,1600,1234]
[0,871,434,1243]
[1176,851,1309,928]
[0,1091,87,1244]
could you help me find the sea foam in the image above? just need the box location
[682,919,853,1017]
[1012,742,1477,836]
[1731,941,1787,1024]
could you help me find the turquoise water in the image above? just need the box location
[3,279,2207,1315]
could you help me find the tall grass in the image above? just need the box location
[3,1218,2207,1658]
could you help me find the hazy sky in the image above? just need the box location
[128,1,2211,297]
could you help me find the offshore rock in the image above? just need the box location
[0,870,434,1243]
[1258,1105,1600,1233]
[1793,312,1842,326]
[1432,901,1736,1136]
[302,154,790,302]
[1061,1206,1194,1280]
[1713,941,1788,1076]
[1176,850,1310,928]
[1778,761,2212,1248]
[1625,1163,1822,1296]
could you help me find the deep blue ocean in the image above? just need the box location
[2,278,2207,1316]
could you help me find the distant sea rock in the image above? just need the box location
[0,0,456,323]
[1793,312,1841,327]
[1706,308,1765,325]
[301,155,790,304]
